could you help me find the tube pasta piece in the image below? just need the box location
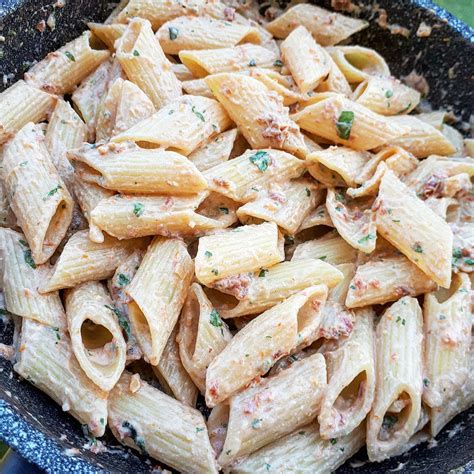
[319,307,375,438]
[41,230,146,292]
[88,22,126,50]
[442,124,464,155]
[293,94,408,151]
[326,188,377,254]
[90,194,224,239]
[180,44,277,77]
[171,62,194,81]
[353,76,420,115]
[367,296,423,462]
[1,229,66,329]
[196,192,240,229]
[116,18,182,109]
[346,255,437,308]
[316,49,352,97]
[95,78,155,141]
[115,0,230,29]
[15,319,108,437]
[157,17,260,54]
[218,259,343,319]
[464,138,474,157]
[229,421,365,474]
[292,231,357,265]
[45,99,87,190]
[182,78,214,99]
[347,161,388,199]
[237,179,320,234]
[389,115,456,158]
[423,273,471,408]
[265,3,368,45]
[374,169,453,288]
[0,80,57,145]
[204,148,305,203]
[218,353,327,466]
[112,95,231,155]
[2,123,74,265]
[326,45,390,83]
[430,344,474,437]
[280,26,330,94]
[25,32,110,94]
[195,222,284,286]
[416,111,447,130]
[205,285,328,407]
[108,371,218,473]
[151,326,199,407]
[73,177,115,243]
[69,142,207,195]
[307,146,373,187]
[452,223,474,273]
[298,200,334,231]
[65,281,127,391]
[306,161,346,188]
[188,128,238,172]
[207,75,307,157]
[126,237,194,365]
[177,283,232,392]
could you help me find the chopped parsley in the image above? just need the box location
[265,463,271,471]
[219,207,229,214]
[305,188,311,197]
[52,326,61,342]
[133,202,144,217]
[398,102,412,114]
[439,314,446,320]
[423,378,430,387]
[122,421,147,455]
[132,49,140,56]
[273,59,283,67]
[100,417,105,426]
[385,90,394,99]
[298,431,305,435]
[259,268,268,277]
[335,111,355,140]
[350,284,356,290]
[0,309,7,315]
[330,438,337,445]
[453,248,463,259]
[335,192,345,203]
[195,427,204,433]
[396,316,406,325]
[358,233,375,244]
[23,247,36,269]
[249,151,270,172]
[251,418,262,429]
[319,256,327,260]
[105,304,132,339]
[382,414,398,430]
[211,268,219,276]
[19,161,28,167]
[209,309,223,328]
[43,184,62,200]
[191,105,205,122]
[465,258,474,265]
[205,250,213,258]
[19,239,28,248]
[265,335,272,339]
[64,51,75,61]
[248,58,256,67]
[117,273,130,287]
[168,26,179,40]
[412,243,423,253]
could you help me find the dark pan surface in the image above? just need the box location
[0,0,473,472]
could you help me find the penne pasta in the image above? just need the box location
[374,169,453,288]
[69,141,207,195]
[177,283,232,392]
[88,22,126,50]
[15,319,108,437]
[116,18,182,109]
[25,31,110,94]
[108,371,218,472]
[316,48,352,96]
[0,80,57,145]
[205,285,328,406]
[112,95,231,155]
[65,281,127,391]
[126,237,194,365]
[41,230,147,292]
[206,73,307,157]
[195,222,284,287]
[265,3,368,45]
[2,123,74,264]
[367,297,423,462]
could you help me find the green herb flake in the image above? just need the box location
[169,26,179,40]
[392,219,401,223]
[330,438,337,445]
[23,248,36,269]
[385,90,394,99]
[423,378,430,387]
[273,59,283,67]
[43,184,62,200]
[249,151,270,172]
[225,449,232,455]
[335,110,355,140]
[211,268,219,276]
[100,417,105,426]
[195,427,204,433]
[209,309,223,328]
[259,268,268,277]
[412,243,423,253]
[453,248,463,259]
[64,51,75,61]
[105,304,132,339]
[350,284,356,290]
[358,233,375,244]
[459,288,468,294]
[265,463,271,472]
[335,192,345,203]
[305,188,311,197]
[205,250,213,258]
[19,239,28,248]
[133,202,144,217]
[0,308,7,315]
[439,314,446,320]
[465,258,474,265]
[52,326,61,342]
[132,49,140,56]
[265,335,272,339]
[248,58,256,67]
[117,273,130,287]
[19,161,28,167]
[219,207,229,214]
[191,105,205,122]
[398,102,412,114]
[298,431,305,435]
[382,414,398,430]
[122,421,147,455]
[251,418,262,429]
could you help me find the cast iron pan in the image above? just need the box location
[0,0,473,472]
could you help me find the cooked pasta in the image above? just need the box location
[2,1,472,472]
